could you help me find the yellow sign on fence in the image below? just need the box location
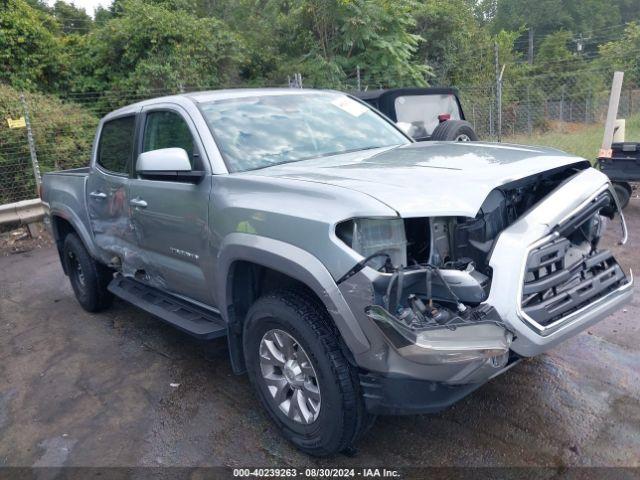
[6,117,27,129]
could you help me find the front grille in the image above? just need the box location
[521,233,626,329]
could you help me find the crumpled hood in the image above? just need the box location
[243,141,590,217]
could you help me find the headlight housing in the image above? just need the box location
[336,217,407,269]
[365,304,512,365]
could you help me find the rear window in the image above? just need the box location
[97,116,136,174]
[394,94,461,138]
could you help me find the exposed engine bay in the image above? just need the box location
[336,162,627,347]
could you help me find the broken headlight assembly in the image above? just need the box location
[336,216,512,366]
[335,217,408,271]
[364,301,512,365]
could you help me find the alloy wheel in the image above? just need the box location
[259,329,321,424]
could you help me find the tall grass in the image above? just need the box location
[505,114,640,161]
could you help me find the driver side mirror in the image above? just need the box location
[136,148,204,182]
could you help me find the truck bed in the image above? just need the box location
[42,168,92,246]
[44,167,91,177]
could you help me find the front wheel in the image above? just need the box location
[243,290,373,456]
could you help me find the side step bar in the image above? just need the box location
[108,276,227,340]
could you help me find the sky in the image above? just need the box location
[45,0,112,16]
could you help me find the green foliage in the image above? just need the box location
[52,0,92,35]
[0,83,98,203]
[93,6,112,26]
[597,23,640,89]
[263,0,429,88]
[488,0,637,37]
[491,0,570,34]
[66,0,246,104]
[0,0,64,91]
[534,31,592,96]
[412,0,493,86]
[4,0,640,96]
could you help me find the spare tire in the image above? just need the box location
[613,182,631,209]
[431,120,478,141]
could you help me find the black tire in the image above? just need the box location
[63,233,114,312]
[613,182,631,209]
[243,289,373,456]
[431,119,478,141]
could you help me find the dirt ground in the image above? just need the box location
[0,203,639,469]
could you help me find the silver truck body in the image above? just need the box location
[42,89,632,418]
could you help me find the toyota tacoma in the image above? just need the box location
[41,89,633,456]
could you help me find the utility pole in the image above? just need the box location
[528,28,534,65]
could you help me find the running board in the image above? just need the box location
[108,276,226,340]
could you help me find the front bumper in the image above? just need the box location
[359,355,522,415]
[337,169,632,412]
[487,171,633,356]
[339,269,517,386]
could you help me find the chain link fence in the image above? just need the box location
[461,80,640,142]
[2,69,639,206]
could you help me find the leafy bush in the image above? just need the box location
[0,83,98,203]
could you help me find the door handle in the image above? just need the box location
[129,198,148,208]
[89,191,107,200]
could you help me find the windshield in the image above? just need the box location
[199,92,410,172]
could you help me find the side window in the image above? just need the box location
[142,111,196,166]
[97,116,136,174]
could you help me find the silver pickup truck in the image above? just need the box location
[42,88,633,456]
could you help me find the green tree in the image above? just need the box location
[534,30,592,98]
[412,0,494,86]
[0,83,98,203]
[52,0,93,35]
[93,6,112,26]
[66,0,245,104]
[484,0,640,62]
[597,23,640,88]
[188,0,431,88]
[0,0,64,90]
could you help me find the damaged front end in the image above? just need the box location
[336,164,630,385]
[335,211,515,376]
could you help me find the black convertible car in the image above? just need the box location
[353,87,478,142]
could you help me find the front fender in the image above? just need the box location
[215,232,371,355]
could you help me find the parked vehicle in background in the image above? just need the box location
[353,87,478,142]
[598,142,639,209]
[41,88,632,456]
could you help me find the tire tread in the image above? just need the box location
[63,233,113,312]
[245,288,372,456]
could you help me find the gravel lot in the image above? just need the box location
[0,201,638,468]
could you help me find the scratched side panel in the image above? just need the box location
[127,176,212,303]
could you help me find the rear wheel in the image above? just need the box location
[243,289,373,456]
[431,119,478,141]
[63,233,114,312]
[613,182,631,209]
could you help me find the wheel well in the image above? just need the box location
[52,216,75,243]
[226,261,329,374]
[51,216,77,274]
